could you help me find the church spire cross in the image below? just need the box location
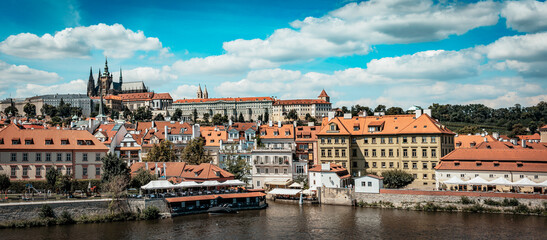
[104,57,109,74]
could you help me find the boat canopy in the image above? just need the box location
[268,188,302,195]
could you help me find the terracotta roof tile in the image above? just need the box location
[273,99,330,105]
[174,97,273,104]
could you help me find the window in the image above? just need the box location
[389,149,393,157]
[275,168,279,174]
[23,153,28,162]
[412,163,417,169]
[372,149,377,157]
[327,150,332,157]
[489,174,494,178]
[22,166,28,176]
[352,138,356,144]
[36,153,41,162]
[475,174,479,177]
[83,153,88,162]
[256,168,260,174]
[431,149,437,158]
[431,137,436,143]
[411,137,417,143]
[46,153,51,162]
[412,149,417,157]
[520,175,524,178]
[67,167,71,175]
[372,138,376,144]
[257,181,260,187]
[380,138,385,144]
[423,162,428,169]
[11,153,16,162]
[431,162,436,168]
[381,149,385,157]
[45,139,53,145]
[36,167,41,176]
[335,138,339,144]
[57,153,62,162]
[423,174,428,179]
[372,162,377,168]
[66,153,72,162]
[403,149,408,157]
[335,149,339,157]
[353,162,357,168]
[341,138,346,144]
[504,174,509,178]
[96,153,101,162]
[368,182,372,187]
[341,149,346,157]
[402,137,407,143]
[265,168,269,174]
[412,174,417,179]
[321,149,326,157]
[361,182,366,187]
[284,169,288,174]
[11,166,16,176]
[381,162,386,168]
[422,137,427,143]
[25,139,34,145]
[535,175,539,179]
[364,138,368,144]
[389,162,394,168]
[422,149,427,157]
[321,138,325,144]
[352,149,357,157]
[12,139,21,145]
[388,137,393,144]
[327,138,332,144]
[61,139,69,145]
[83,167,88,176]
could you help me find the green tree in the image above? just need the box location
[130,167,156,188]
[192,109,198,123]
[0,174,11,198]
[105,175,129,213]
[509,123,528,138]
[133,107,152,121]
[181,137,211,165]
[110,110,120,120]
[385,107,404,115]
[382,170,414,189]
[203,113,210,123]
[264,111,269,122]
[286,109,298,121]
[123,106,132,119]
[23,103,36,117]
[41,104,57,117]
[374,104,386,113]
[458,125,480,135]
[57,98,72,118]
[145,141,177,162]
[46,167,59,191]
[55,174,73,196]
[154,113,165,121]
[101,153,130,183]
[238,112,244,122]
[223,155,251,184]
[212,113,224,125]
[172,109,183,121]
[4,105,18,117]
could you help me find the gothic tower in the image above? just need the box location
[87,67,96,97]
[318,89,330,102]
[197,84,203,98]
[204,85,209,99]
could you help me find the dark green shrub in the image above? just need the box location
[57,211,75,224]
[513,204,529,214]
[463,204,486,213]
[422,202,440,212]
[502,198,519,207]
[483,199,500,206]
[39,205,55,219]
[459,196,474,205]
[141,206,160,220]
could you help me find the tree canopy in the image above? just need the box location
[286,109,298,121]
[133,107,152,121]
[23,103,36,117]
[382,170,414,189]
[145,141,177,162]
[130,167,156,188]
[181,137,211,165]
[223,155,251,184]
[101,153,130,183]
[0,174,11,192]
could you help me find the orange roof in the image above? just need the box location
[118,92,155,101]
[441,149,547,162]
[455,135,497,149]
[474,141,519,149]
[273,99,330,105]
[435,161,547,173]
[174,96,273,104]
[152,93,172,100]
[165,192,266,203]
[309,163,350,179]
[540,125,547,130]
[295,125,320,142]
[517,133,540,141]
[318,89,329,98]
[179,163,234,180]
[131,162,187,177]
[259,124,294,139]
[0,124,108,151]
[94,124,123,144]
[228,122,257,132]
[202,129,227,146]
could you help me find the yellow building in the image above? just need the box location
[317,112,455,189]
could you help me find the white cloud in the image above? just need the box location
[0,23,167,59]
[467,92,547,109]
[171,55,276,76]
[119,66,177,85]
[501,0,547,33]
[366,49,482,80]
[0,60,61,89]
[15,79,86,98]
[170,84,199,100]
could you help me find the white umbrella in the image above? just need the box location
[513,178,539,187]
[465,176,490,185]
[538,180,547,187]
[443,176,466,185]
[141,180,175,190]
[220,179,246,186]
[289,182,303,188]
[489,177,514,186]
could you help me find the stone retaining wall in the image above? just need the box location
[127,199,170,214]
[0,199,111,222]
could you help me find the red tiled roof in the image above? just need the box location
[0,124,108,151]
[295,125,320,142]
[540,125,547,130]
[517,133,540,141]
[152,93,172,100]
[309,163,350,179]
[165,192,266,203]
[318,89,329,98]
[259,124,294,139]
[455,135,497,149]
[273,99,330,105]
[118,92,155,101]
[441,149,547,162]
[174,97,273,104]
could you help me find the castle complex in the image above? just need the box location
[87,58,149,97]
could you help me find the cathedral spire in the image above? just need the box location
[87,67,95,97]
[204,85,208,99]
[119,68,123,84]
[197,84,203,98]
[104,57,109,74]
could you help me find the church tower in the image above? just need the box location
[98,58,113,97]
[87,67,96,97]
[318,89,330,102]
[197,84,203,98]
[204,85,209,99]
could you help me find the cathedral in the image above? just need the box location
[87,58,149,97]
[196,84,209,99]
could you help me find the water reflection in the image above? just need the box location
[0,202,545,240]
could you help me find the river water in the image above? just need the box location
[1,202,545,239]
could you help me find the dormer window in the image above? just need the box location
[77,140,85,145]
[61,139,69,145]
[12,138,21,145]
[330,125,336,131]
[45,139,53,145]
[0,138,3,144]
[274,131,279,136]
[285,131,290,136]
[25,139,34,145]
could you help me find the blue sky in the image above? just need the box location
[0,0,546,109]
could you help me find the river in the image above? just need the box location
[1,202,545,239]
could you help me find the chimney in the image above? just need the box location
[493,132,499,140]
[327,111,335,121]
[277,121,281,128]
[164,125,168,141]
[415,109,423,118]
[308,122,314,127]
[151,120,155,128]
[229,119,233,126]
[145,162,149,170]
[321,163,330,171]
[268,120,273,127]
[343,113,351,119]
[359,111,367,117]
[423,109,432,116]
[163,162,166,177]
[521,139,526,148]
[484,137,488,143]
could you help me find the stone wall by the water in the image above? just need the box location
[0,199,111,222]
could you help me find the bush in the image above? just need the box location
[57,211,75,224]
[463,204,486,213]
[382,169,414,189]
[512,204,530,214]
[459,196,474,205]
[39,205,55,219]
[502,198,519,207]
[483,199,500,206]
[141,206,160,220]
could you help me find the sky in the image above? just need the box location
[0,0,546,110]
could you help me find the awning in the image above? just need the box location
[513,178,539,187]
[538,180,547,187]
[489,177,514,186]
[443,176,466,185]
[465,176,489,185]
[265,181,292,186]
[289,182,303,188]
[268,188,302,195]
[141,180,175,190]
[220,179,246,186]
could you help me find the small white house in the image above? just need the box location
[355,175,384,193]
[309,163,351,190]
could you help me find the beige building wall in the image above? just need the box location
[317,136,351,169]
